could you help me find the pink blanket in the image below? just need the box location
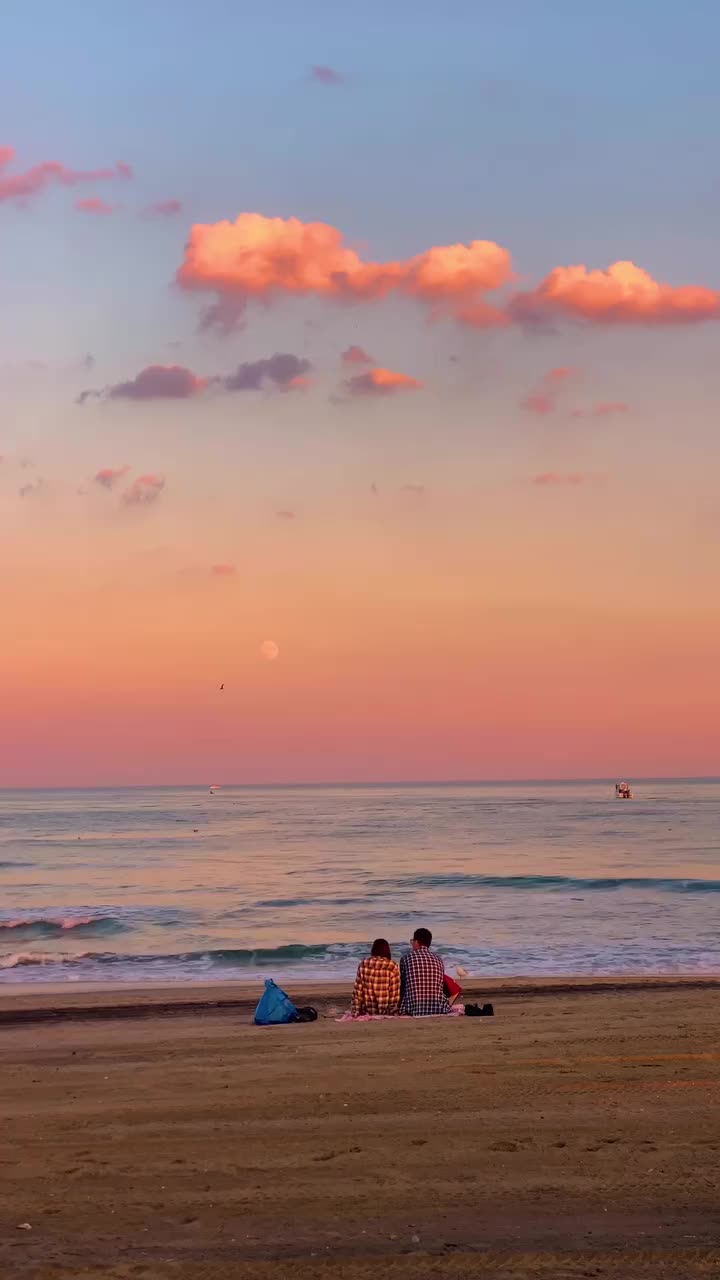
[337,1005,465,1022]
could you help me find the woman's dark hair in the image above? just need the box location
[371,938,392,960]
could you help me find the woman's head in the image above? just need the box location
[371,938,391,960]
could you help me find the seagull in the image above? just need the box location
[220,684,224,691]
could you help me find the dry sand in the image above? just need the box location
[1,979,720,1279]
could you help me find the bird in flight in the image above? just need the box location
[220,683,224,691]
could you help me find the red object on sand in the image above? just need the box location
[443,974,463,1002]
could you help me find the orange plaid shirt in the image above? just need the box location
[350,955,401,1016]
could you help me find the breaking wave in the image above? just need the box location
[0,942,368,971]
[0,916,126,939]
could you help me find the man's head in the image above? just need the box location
[412,927,432,950]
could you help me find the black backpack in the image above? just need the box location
[293,1006,318,1023]
[464,1003,494,1017]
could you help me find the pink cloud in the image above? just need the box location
[0,145,131,204]
[571,401,629,420]
[521,366,579,415]
[176,211,720,332]
[521,391,554,416]
[455,300,513,329]
[342,345,374,365]
[512,261,720,326]
[176,213,513,329]
[211,563,236,576]
[94,466,129,490]
[122,474,166,506]
[75,197,114,215]
[591,400,628,417]
[311,65,344,85]
[142,199,182,218]
[533,472,587,486]
[109,365,207,400]
[276,509,296,520]
[79,364,208,403]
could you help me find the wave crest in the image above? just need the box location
[0,942,364,971]
[0,916,125,939]
[376,873,720,894]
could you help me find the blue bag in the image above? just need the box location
[254,978,298,1026]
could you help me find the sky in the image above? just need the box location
[2,0,720,785]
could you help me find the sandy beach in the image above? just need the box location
[2,979,720,1279]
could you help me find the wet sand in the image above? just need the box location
[2,980,720,1279]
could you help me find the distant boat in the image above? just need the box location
[615,781,633,799]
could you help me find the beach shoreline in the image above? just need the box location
[3,982,720,1278]
[1,972,719,1023]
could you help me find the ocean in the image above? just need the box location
[1,780,719,985]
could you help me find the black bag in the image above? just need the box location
[464,1003,494,1017]
[293,1006,318,1023]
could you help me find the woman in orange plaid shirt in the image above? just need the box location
[350,938,401,1016]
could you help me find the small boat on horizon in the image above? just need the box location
[615,781,633,799]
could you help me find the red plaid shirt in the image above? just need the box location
[350,956,401,1016]
[400,946,449,1016]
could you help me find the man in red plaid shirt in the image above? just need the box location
[400,927,450,1016]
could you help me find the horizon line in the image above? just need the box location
[1,775,719,793]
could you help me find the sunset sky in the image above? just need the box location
[2,0,719,785]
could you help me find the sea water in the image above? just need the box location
[1,780,719,984]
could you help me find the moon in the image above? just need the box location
[260,639,279,661]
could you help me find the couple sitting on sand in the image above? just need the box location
[350,927,459,1018]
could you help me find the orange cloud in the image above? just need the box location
[122,474,165,506]
[75,197,114,215]
[176,213,513,326]
[0,146,131,203]
[513,261,720,325]
[94,466,129,489]
[456,300,512,328]
[346,366,423,395]
[175,213,720,333]
[342,345,374,365]
[533,472,587,486]
[276,509,296,520]
[211,563,236,576]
